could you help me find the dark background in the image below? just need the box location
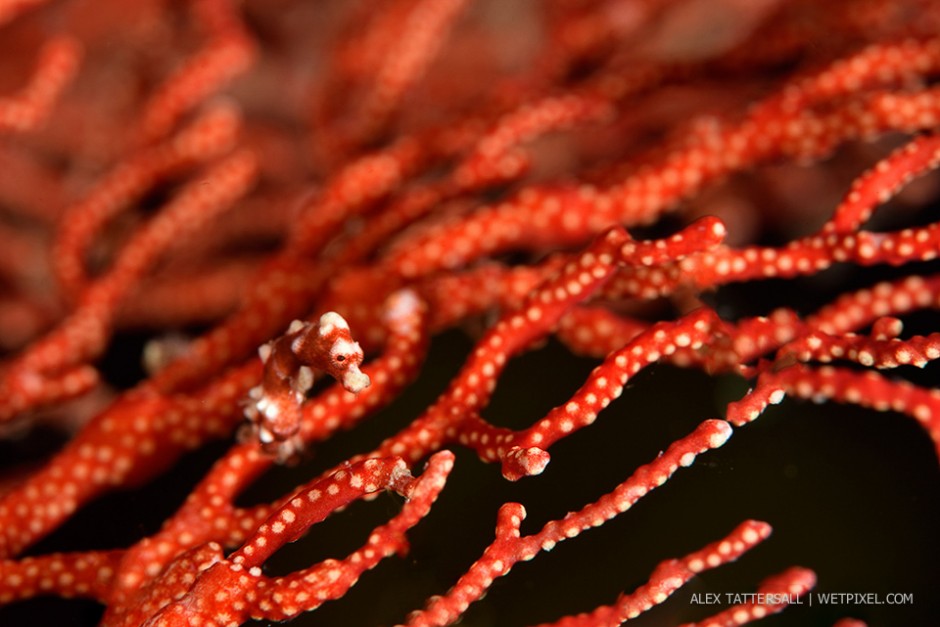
[1,292,938,626]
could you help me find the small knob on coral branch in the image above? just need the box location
[501,446,551,481]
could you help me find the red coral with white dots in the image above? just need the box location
[0,1,938,626]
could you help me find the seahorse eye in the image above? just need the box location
[335,354,346,362]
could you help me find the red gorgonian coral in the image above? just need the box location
[0,1,938,626]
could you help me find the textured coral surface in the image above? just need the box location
[0,1,938,626]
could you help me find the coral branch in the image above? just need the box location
[533,520,773,627]
[0,2,936,626]
[402,420,734,626]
